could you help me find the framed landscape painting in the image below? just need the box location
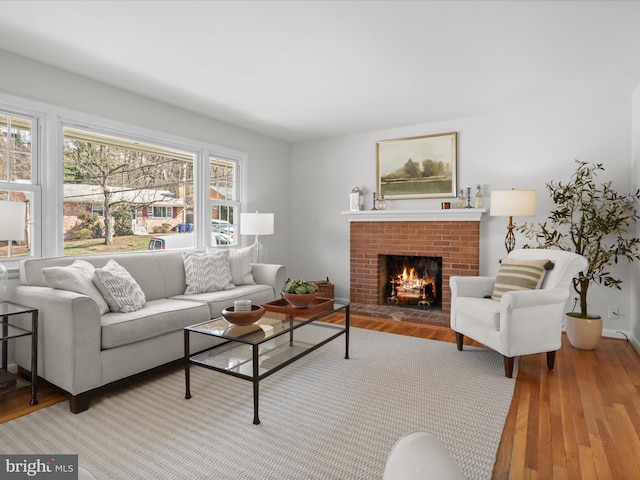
[376,132,457,199]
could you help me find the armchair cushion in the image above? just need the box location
[455,297,501,330]
[491,258,552,301]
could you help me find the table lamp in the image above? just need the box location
[0,200,26,301]
[490,189,536,253]
[240,212,274,263]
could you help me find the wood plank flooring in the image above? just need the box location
[2,313,639,480]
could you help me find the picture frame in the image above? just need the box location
[376,132,457,200]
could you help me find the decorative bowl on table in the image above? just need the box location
[221,305,266,326]
[281,278,319,308]
[282,292,318,309]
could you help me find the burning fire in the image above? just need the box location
[389,265,437,302]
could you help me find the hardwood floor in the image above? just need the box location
[2,314,639,479]
[326,314,640,480]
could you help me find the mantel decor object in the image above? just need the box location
[350,187,364,211]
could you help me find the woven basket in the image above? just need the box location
[312,279,334,299]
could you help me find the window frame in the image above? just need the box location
[57,116,247,256]
[0,92,249,263]
[0,103,43,268]
[209,155,241,248]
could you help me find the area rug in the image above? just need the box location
[0,327,515,479]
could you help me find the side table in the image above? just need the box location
[1,301,38,406]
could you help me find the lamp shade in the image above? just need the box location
[0,200,26,241]
[490,190,537,217]
[240,213,274,236]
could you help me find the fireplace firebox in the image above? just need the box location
[380,255,442,309]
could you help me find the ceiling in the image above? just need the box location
[1,1,640,143]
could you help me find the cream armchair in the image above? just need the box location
[450,249,588,378]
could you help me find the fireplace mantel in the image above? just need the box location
[342,208,486,222]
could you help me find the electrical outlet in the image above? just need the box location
[608,306,619,319]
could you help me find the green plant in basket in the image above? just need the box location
[283,279,318,294]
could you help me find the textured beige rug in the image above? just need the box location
[0,327,515,479]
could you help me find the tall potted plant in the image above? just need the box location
[519,160,640,349]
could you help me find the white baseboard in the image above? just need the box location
[602,328,631,340]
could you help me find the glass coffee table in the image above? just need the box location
[184,300,349,424]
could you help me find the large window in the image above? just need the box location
[63,127,195,255]
[2,94,247,261]
[0,110,39,261]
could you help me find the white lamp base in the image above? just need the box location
[252,236,267,263]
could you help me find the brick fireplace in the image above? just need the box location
[348,211,482,314]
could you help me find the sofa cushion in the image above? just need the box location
[101,298,210,349]
[42,260,110,315]
[93,260,147,313]
[174,284,274,319]
[491,258,552,301]
[183,250,234,294]
[227,245,257,285]
[455,297,501,330]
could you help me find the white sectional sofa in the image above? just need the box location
[13,249,286,413]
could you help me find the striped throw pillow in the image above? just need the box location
[491,258,553,301]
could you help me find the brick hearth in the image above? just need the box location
[350,220,480,314]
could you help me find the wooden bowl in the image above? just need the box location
[221,305,266,326]
[282,292,317,308]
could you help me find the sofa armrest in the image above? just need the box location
[13,285,103,396]
[250,263,286,296]
[450,276,495,299]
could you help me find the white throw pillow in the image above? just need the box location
[227,244,257,285]
[183,250,234,295]
[42,260,110,315]
[92,260,146,313]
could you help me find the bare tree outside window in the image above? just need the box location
[63,129,194,252]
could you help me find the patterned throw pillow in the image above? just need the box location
[183,250,234,295]
[92,260,146,313]
[43,260,110,315]
[491,258,553,301]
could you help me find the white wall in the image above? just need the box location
[0,48,292,268]
[291,88,635,336]
[631,82,640,349]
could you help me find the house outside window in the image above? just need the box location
[91,204,104,217]
[0,109,40,261]
[148,206,173,218]
[63,127,194,254]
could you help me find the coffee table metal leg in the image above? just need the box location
[345,305,350,360]
[30,311,38,406]
[288,315,294,346]
[252,345,260,425]
[184,330,191,399]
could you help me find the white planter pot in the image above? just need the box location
[565,313,603,350]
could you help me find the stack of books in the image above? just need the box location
[0,369,17,391]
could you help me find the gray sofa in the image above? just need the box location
[13,249,286,413]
